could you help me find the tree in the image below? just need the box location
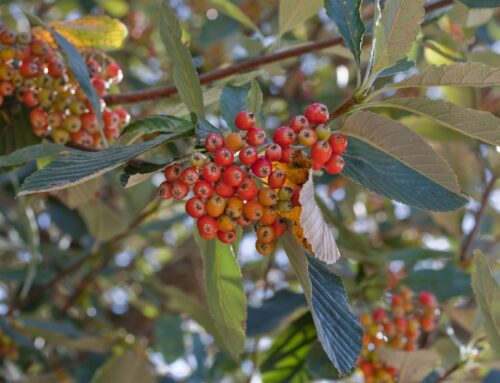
[0,0,499,381]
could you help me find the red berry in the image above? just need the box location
[164,164,181,181]
[265,143,282,161]
[324,154,344,174]
[329,133,348,154]
[193,180,214,199]
[236,215,253,227]
[105,63,123,82]
[19,61,39,77]
[0,81,13,96]
[185,197,206,218]
[86,59,102,78]
[217,230,237,244]
[22,90,39,108]
[92,77,108,97]
[235,111,255,131]
[251,157,272,178]
[29,108,48,129]
[114,108,130,127]
[272,218,287,238]
[237,178,259,201]
[70,130,94,147]
[394,317,408,333]
[48,60,64,78]
[272,126,296,147]
[246,127,267,146]
[372,308,387,323]
[310,141,332,165]
[197,215,218,239]
[268,170,286,189]
[159,181,173,199]
[305,103,329,125]
[171,180,189,200]
[392,294,404,307]
[222,165,245,187]
[81,113,99,133]
[239,146,258,165]
[280,147,299,163]
[180,167,199,185]
[298,127,317,147]
[418,291,437,308]
[103,110,120,128]
[290,115,309,133]
[205,133,224,152]
[291,187,301,206]
[214,147,234,167]
[215,181,236,198]
[202,162,222,182]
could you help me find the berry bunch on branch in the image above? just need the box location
[159,103,348,254]
[0,25,129,148]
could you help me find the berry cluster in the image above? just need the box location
[0,26,129,149]
[358,289,439,383]
[158,103,348,255]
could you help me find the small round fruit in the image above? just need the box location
[105,63,123,82]
[217,214,235,232]
[205,133,224,152]
[202,162,222,182]
[62,115,83,133]
[246,127,267,146]
[180,167,199,185]
[243,200,264,221]
[329,133,348,154]
[235,110,255,131]
[222,165,245,187]
[51,128,70,144]
[265,143,282,161]
[298,127,317,147]
[257,187,278,207]
[420,314,436,332]
[215,181,236,198]
[256,225,275,244]
[186,197,206,218]
[272,218,287,238]
[305,103,329,125]
[268,170,286,189]
[164,164,181,181]
[256,240,275,256]
[171,180,189,200]
[315,124,331,141]
[206,195,226,217]
[159,181,172,199]
[218,230,237,244]
[310,141,332,165]
[372,308,387,323]
[190,152,207,168]
[278,186,294,201]
[418,291,437,308]
[70,130,94,147]
[197,216,218,239]
[236,215,252,227]
[29,108,48,129]
[214,147,234,167]
[277,200,294,213]
[224,132,245,152]
[81,113,98,133]
[239,146,258,165]
[324,154,344,174]
[392,295,404,307]
[260,206,278,225]
[290,115,309,133]
[280,147,299,163]
[237,178,259,201]
[272,126,296,147]
[225,196,243,218]
[251,157,272,178]
[291,187,302,206]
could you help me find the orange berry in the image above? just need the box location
[225,196,243,218]
[224,132,245,152]
[217,214,235,232]
[259,206,278,225]
[206,195,226,218]
[257,187,278,207]
[243,200,264,221]
[255,240,275,256]
[256,225,275,244]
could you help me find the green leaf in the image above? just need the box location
[377,349,439,383]
[79,200,128,241]
[120,161,165,188]
[194,114,223,144]
[246,80,264,126]
[363,97,500,146]
[19,133,190,195]
[281,232,312,299]
[220,85,248,130]
[0,143,68,168]
[154,315,185,362]
[458,0,500,8]
[307,255,363,375]
[197,237,246,359]
[261,312,315,383]
[324,0,364,67]
[404,265,472,300]
[386,248,453,268]
[369,0,425,78]
[278,0,323,37]
[377,58,415,78]
[342,111,467,211]
[209,0,260,33]
[247,290,307,337]
[121,115,194,137]
[158,1,204,115]
[91,350,155,383]
[51,31,102,124]
[472,252,500,355]
[0,105,40,156]
[306,343,342,380]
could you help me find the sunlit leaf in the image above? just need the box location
[363,97,500,146]
[121,115,194,137]
[278,0,323,37]
[159,1,204,115]
[246,79,264,126]
[299,170,341,264]
[0,143,68,169]
[91,350,155,383]
[377,348,439,383]
[79,200,127,241]
[209,0,260,33]
[458,0,500,8]
[0,105,40,156]
[324,0,364,68]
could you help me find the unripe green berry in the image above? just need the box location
[278,186,294,201]
[315,124,331,141]
[277,200,294,213]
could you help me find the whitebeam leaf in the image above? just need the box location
[377,348,439,383]
[278,0,323,38]
[364,97,500,146]
[369,0,425,78]
[209,0,260,34]
[343,111,462,196]
[299,170,341,264]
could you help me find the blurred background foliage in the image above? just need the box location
[0,0,499,382]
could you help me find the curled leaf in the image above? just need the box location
[299,170,341,264]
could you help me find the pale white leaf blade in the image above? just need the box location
[299,170,341,264]
[278,0,323,38]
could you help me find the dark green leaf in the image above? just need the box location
[246,80,263,125]
[0,143,68,169]
[47,198,88,239]
[0,104,40,156]
[377,58,415,78]
[404,266,472,300]
[154,315,185,362]
[306,343,342,380]
[51,31,102,123]
[159,1,204,115]
[197,236,246,359]
[91,350,155,383]
[342,137,468,211]
[261,312,315,383]
[19,133,190,195]
[386,248,453,268]
[324,0,364,67]
[247,290,307,337]
[121,115,194,137]
[194,114,223,144]
[307,255,363,375]
[458,0,500,8]
[120,161,165,188]
[220,85,248,130]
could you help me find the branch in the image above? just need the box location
[104,0,454,106]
